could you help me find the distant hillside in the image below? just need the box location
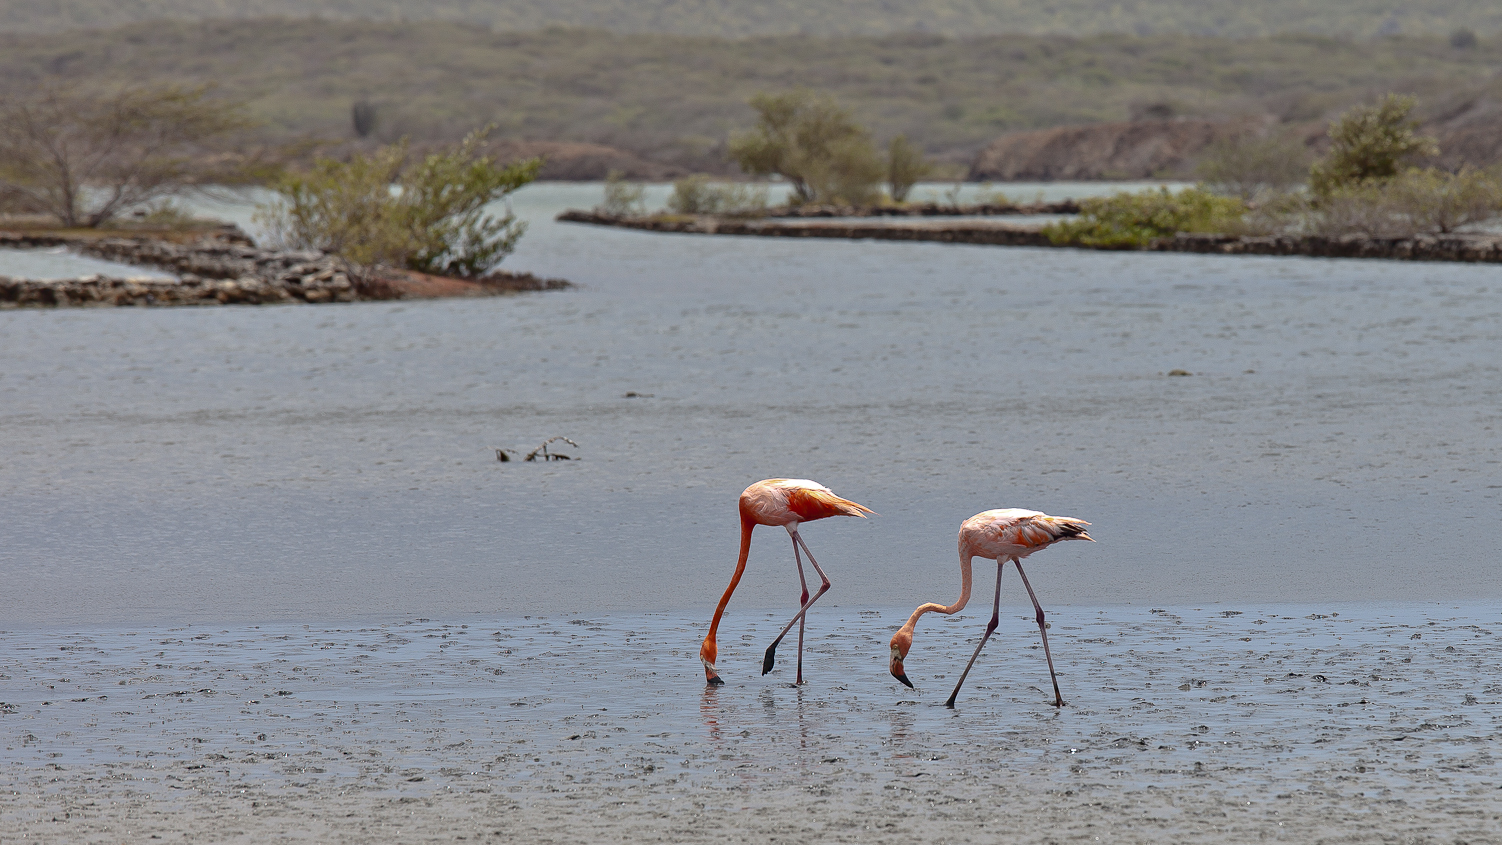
[3,21,1500,175]
[3,0,1500,39]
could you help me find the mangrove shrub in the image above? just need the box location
[1041,187,1247,248]
[1194,131,1311,201]
[1313,166,1502,237]
[1309,94,1437,196]
[729,89,884,206]
[886,136,932,203]
[599,170,646,217]
[666,175,768,215]
[259,128,540,277]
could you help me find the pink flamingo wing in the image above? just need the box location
[783,486,874,522]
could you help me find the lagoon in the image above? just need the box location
[2,180,1499,843]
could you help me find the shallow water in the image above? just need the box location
[3,183,1499,629]
[0,246,177,281]
[3,181,1501,841]
[1,605,1498,842]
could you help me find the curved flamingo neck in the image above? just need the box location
[707,516,755,642]
[897,551,975,639]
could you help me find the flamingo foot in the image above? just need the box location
[944,694,959,709]
[761,643,778,675]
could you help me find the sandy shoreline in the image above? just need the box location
[3,604,1498,843]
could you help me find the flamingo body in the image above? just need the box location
[700,479,873,686]
[741,478,874,527]
[959,509,1092,562]
[889,508,1092,707]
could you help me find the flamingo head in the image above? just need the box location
[700,638,723,686]
[888,629,914,689]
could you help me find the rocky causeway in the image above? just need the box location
[559,210,1502,264]
[0,229,569,308]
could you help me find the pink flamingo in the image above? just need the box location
[889,509,1093,708]
[700,479,874,686]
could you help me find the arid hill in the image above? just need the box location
[968,119,1234,180]
[485,141,691,181]
[969,104,1502,181]
[4,0,1499,39]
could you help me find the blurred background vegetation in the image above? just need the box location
[2,19,1500,175]
[5,0,1500,39]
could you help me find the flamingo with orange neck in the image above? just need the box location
[889,509,1093,707]
[700,478,874,686]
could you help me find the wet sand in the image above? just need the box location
[4,604,1499,843]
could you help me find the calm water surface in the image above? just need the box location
[1,183,1499,628]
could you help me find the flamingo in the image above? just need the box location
[700,479,874,686]
[888,509,1093,708]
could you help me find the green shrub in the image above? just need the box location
[1041,187,1248,247]
[1313,166,1502,237]
[729,89,884,206]
[886,136,931,203]
[599,170,646,217]
[1195,131,1311,201]
[666,175,768,215]
[1309,94,1438,197]
[257,128,539,277]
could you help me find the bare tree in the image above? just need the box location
[0,85,244,228]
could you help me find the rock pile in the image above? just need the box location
[0,227,570,308]
[1,229,360,307]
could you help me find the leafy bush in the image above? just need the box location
[1195,131,1311,200]
[886,136,931,203]
[599,170,646,217]
[257,128,540,277]
[1041,187,1248,247]
[666,175,768,215]
[729,89,884,206]
[1309,94,1438,196]
[1312,166,1502,237]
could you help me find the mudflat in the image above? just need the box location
[3,605,1497,843]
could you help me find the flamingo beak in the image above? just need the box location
[703,657,724,686]
[889,645,913,688]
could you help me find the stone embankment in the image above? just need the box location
[1153,232,1502,262]
[1,228,569,308]
[559,210,1502,264]
[556,210,1054,247]
[766,200,1080,217]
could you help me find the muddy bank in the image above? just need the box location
[561,210,1502,264]
[2,605,1498,844]
[0,229,571,308]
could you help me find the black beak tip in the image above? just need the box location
[706,675,724,686]
[894,672,914,689]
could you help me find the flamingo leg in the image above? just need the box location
[792,533,810,685]
[1012,559,1066,707]
[762,526,831,677]
[945,560,1005,708]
